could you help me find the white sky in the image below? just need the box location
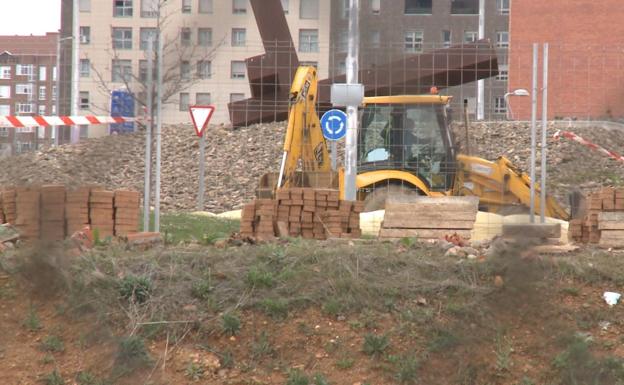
[0,0,61,35]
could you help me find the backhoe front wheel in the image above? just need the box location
[363,184,422,212]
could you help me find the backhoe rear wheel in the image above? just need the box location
[363,184,422,212]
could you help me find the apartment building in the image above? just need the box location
[329,0,510,119]
[0,33,58,156]
[60,0,330,135]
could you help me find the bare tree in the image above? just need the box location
[88,0,224,129]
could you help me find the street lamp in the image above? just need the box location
[504,88,529,120]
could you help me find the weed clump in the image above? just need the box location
[553,335,624,384]
[286,369,310,385]
[260,298,289,319]
[22,306,42,331]
[362,333,390,357]
[41,335,65,353]
[113,335,152,376]
[220,312,241,336]
[395,355,420,384]
[43,369,65,385]
[118,275,152,304]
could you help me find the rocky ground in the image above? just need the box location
[1,121,623,212]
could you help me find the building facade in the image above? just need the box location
[508,0,624,120]
[0,33,58,156]
[329,0,510,119]
[61,0,331,135]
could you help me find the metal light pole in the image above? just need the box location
[476,0,485,121]
[503,89,529,120]
[529,43,538,223]
[70,0,80,143]
[540,43,549,223]
[344,0,360,201]
[143,38,154,231]
[154,33,164,232]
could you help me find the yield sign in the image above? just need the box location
[189,105,215,137]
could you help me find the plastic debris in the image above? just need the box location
[603,291,621,306]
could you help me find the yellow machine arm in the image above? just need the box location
[454,154,570,220]
[276,66,331,189]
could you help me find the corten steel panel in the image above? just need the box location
[229,0,499,128]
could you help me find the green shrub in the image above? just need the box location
[286,369,309,385]
[246,267,275,288]
[41,335,64,353]
[113,335,152,375]
[395,355,419,384]
[362,333,390,357]
[221,312,241,336]
[43,369,65,385]
[260,298,288,319]
[118,275,152,304]
[22,306,42,331]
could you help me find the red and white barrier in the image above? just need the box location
[554,130,624,163]
[0,115,137,128]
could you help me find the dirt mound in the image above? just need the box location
[1,121,623,212]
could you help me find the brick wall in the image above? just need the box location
[508,0,624,120]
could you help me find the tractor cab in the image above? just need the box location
[357,95,457,192]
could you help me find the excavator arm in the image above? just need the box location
[454,154,570,220]
[276,66,331,189]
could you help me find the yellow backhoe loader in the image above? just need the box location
[257,66,570,220]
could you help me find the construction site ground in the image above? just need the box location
[1,215,624,385]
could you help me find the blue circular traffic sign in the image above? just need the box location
[320,109,348,141]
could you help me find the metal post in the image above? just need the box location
[154,33,163,232]
[54,33,61,146]
[540,43,549,223]
[70,0,80,144]
[344,0,359,201]
[330,141,337,171]
[143,38,153,231]
[476,0,485,121]
[197,134,206,210]
[529,43,538,224]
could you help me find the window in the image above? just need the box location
[464,31,478,43]
[52,86,57,100]
[39,86,46,100]
[231,28,246,47]
[0,86,10,99]
[299,29,319,53]
[16,103,33,114]
[442,30,451,48]
[496,64,508,81]
[113,28,133,49]
[451,0,478,14]
[405,0,432,14]
[80,59,90,77]
[16,84,33,95]
[198,28,212,46]
[230,93,245,103]
[114,0,133,16]
[38,105,46,115]
[300,0,319,19]
[52,66,57,81]
[39,66,47,81]
[0,66,10,79]
[80,26,91,44]
[80,91,89,110]
[79,0,91,12]
[51,105,56,114]
[197,60,211,79]
[497,0,509,15]
[140,28,158,50]
[196,92,211,105]
[232,0,246,14]
[16,64,33,76]
[112,59,132,82]
[281,0,289,13]
[181,28,191,46]
[496,31,509,48]
[370,30,381,48]
[494,96,506,114]
[179,92,189,111]
[141,0,158,17]
[180,61,190,80]
[404,30,423,53]
[199,0,212,13]
[231,61,246,79]
[182,0,191,12]
[370,0,380,14]
[0,127,8,137]
[0,105,9,116]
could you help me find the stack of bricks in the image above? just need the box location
[240,188,362,240]
[65,188,91,235]
[40,185,66,241]
[14,187,41,240]
[89,190,115,238]
[1,189,16,224]
[113,190,140,236]
[569,187,624,245]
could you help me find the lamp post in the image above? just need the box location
[504,88,529,120]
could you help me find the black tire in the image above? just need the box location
[363,184,422,212]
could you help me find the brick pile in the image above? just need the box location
[14,187,41,240]
[89,190,115,238]
[114,190,140,236]
[40,185,66,241]
[240,188,362,240]
[66,188,91,235]
[569,187,624,245]
[2,189,16,224]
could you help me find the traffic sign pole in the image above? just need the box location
[320,109,348,172]
[189,105,216,211]
[331,141,337,171]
